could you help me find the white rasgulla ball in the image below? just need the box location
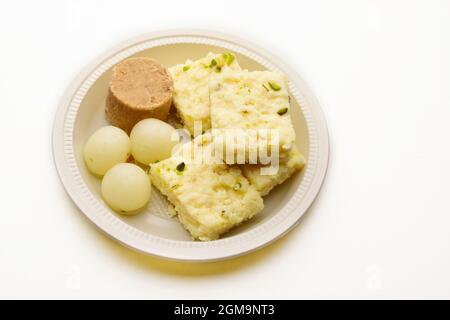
[84,126,130,176]
[101,163,151,214]
[130,118,179,164]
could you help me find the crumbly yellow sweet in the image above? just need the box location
[149,134,264,241]
[168,53,241,136]
[209,70,296,162]
[241,147,306,196]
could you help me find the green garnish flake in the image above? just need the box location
[268,81,281,91]
[210,59,217,67]
[215,66,222,73]
[233,182,242,191]
[176,162,185,172]
[155,160,160,163]
[222,52,235,65]
[262,84,269,92]
[277,107,288,115]
[182,65,190,72]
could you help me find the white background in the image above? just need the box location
[0,0,449,299]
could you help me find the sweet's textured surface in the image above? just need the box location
[241,146,306,196]
[169,53,241,135]
[209,70,296,162]
[150,134,264,241]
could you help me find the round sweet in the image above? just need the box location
[130,118,179,164]
[83,126,131,176]
[105,57,173,133]
[101,163,151,214]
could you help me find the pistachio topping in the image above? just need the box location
[176,162,185,172]
[268,81,281,91]
[226,53,235,65]
[182,65,190,72]
[233,182,242,191]
[277,107,288,115]
[210,59,217,67]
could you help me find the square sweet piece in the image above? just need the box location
[209,70,296,162]
[149,134,264,241]
[168,52,241,136]
[241,146,306,196]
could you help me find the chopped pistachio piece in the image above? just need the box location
[182,65,190,72]
[233,182,242,191]
[226,53,235,65]
[277,107,288,115]
[215,66,222,73]
[210,59,217,67]
[262,84,269,91]
[268,81,281,91]
[176,162,185,172]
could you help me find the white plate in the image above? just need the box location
[52,30,329,262]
